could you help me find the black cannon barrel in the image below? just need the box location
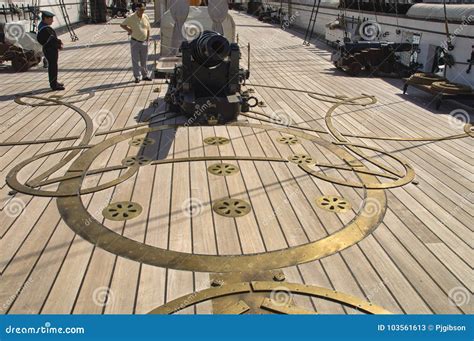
[191,30,231,67]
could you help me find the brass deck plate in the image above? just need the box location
[207,163,240,176]
[14,91,94,107]
[276,135,299,145]
[218,300,251,314]
[243,109,469,143]
[298,141,416,189]
[147,278,392,315]
[203,136,230,145]
[102,201,143,221]
[288,154,314,165]
[316,195,351,213]
[122,156,152,167]
[210,270,290,314]
[129,137,155,147]
[9,95,393,273]
[212,198,251,217]
[250,281,392,314]
[5,86,472,315]
[260,298,317,314]
[55,123,387,272]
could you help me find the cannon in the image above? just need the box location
[258,6,282,24]
[331,41,420,77]
[107,0,128,18]
[165,31,252,124]
[0,23,42,72]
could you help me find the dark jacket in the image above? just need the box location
[37,24,62,50]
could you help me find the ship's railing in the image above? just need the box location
[0,4,38,24]
[0,1,91,31]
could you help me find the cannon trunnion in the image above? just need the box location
[165,31,251,125]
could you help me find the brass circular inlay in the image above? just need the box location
[147,281,392,315]
[56,123,387,273]
[121,155,152,167]
[207,163,240,176]
[102,201,143,221]
[316,195,351,213]
[129,137,155,147]
[203,136,230,145]
[288,154,314,165]
[277,136,299,145]
[8,93,468,275]
[213,198,251,217]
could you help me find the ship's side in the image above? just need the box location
[262,0,474,86]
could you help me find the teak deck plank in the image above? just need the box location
[0,10,471,315]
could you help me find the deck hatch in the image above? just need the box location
[213,198,252,217]
[203,136,230,145]
[316,195,352,213]
[207,163,240,176]
[102,201,143,221]
[276,136,299,145]
[129,137,155,147]
[288,154,314,165]
[121,155,152,167]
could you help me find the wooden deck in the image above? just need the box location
[0,10,472,315]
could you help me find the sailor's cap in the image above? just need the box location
[41,10,55,18]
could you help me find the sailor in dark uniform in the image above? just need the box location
[37,11,64,90]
